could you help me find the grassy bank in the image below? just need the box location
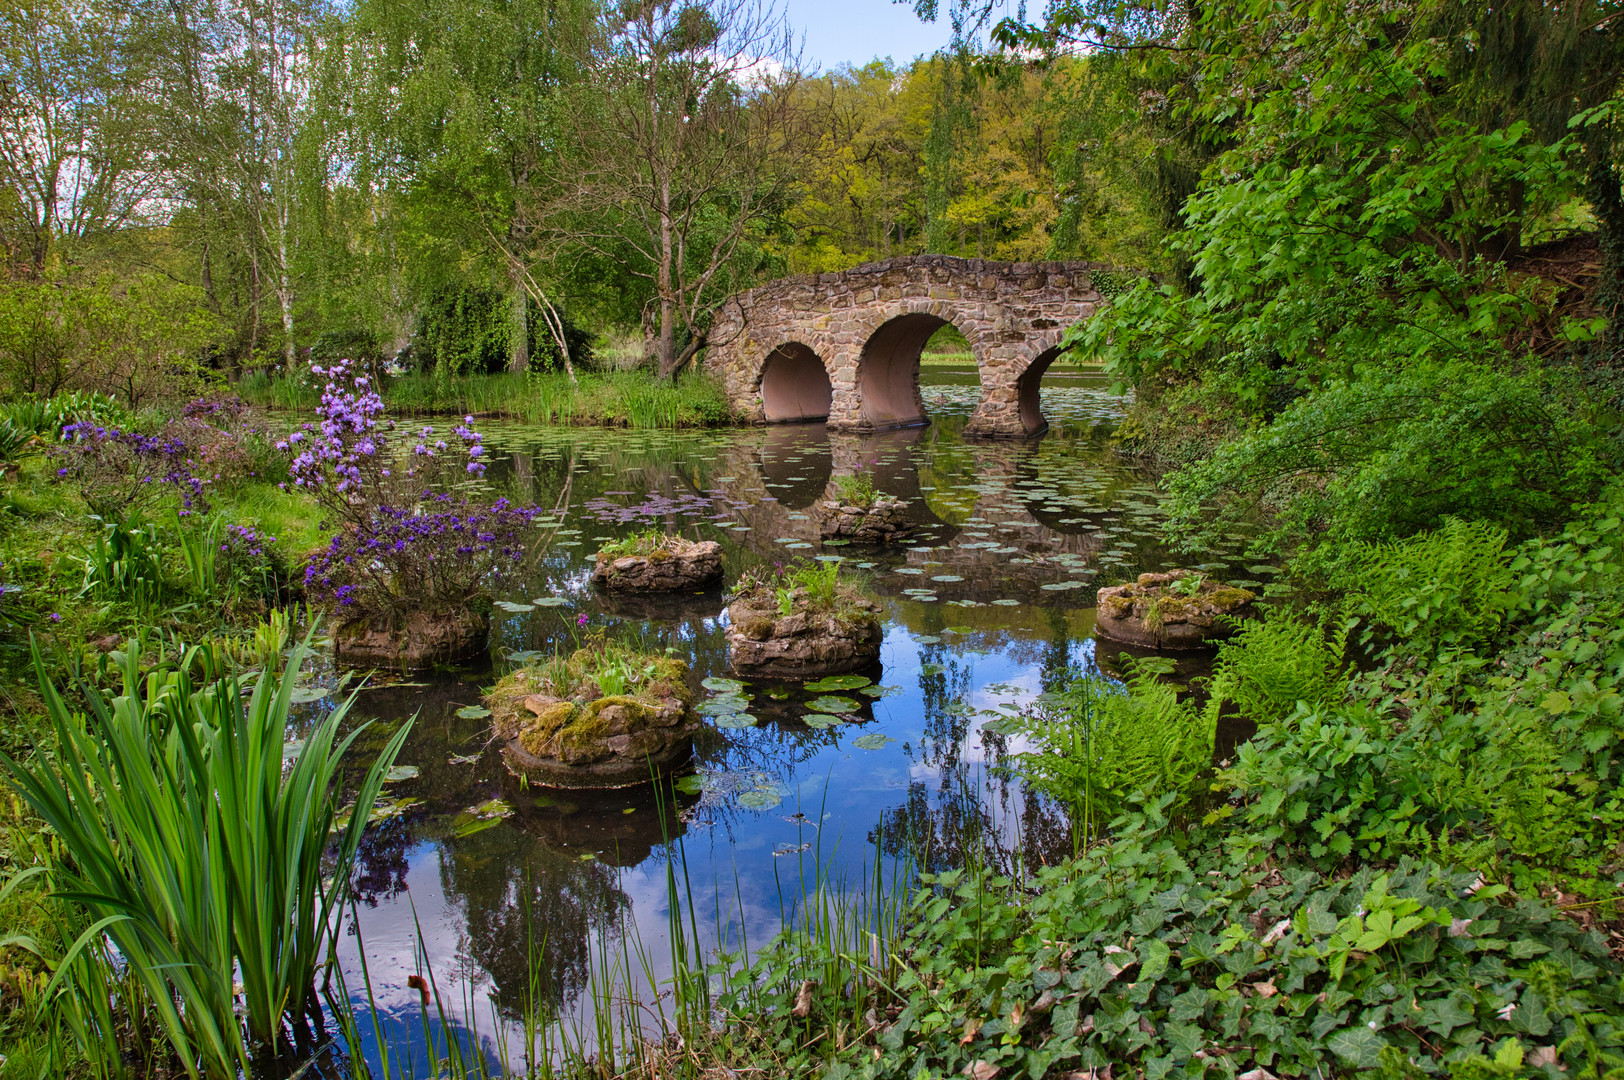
[236,369,735,428]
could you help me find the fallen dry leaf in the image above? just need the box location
[962,1061,999,1080]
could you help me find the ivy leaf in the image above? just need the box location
[1327,1026,1387,1068]
[1139,938,1172,982]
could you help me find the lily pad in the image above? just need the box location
[914,635,942,645]
[711,712,759,730]
[808,695,860,713]
[504,650,544,663]
[288,686,328,705]
[369,796,419,823]
[852,733,895,750]
[930,575,963,583]
[738,789,782,811]
[921,662,947,676]
[700,695,751,715]
[860,685,902,698]
[673,774,705,794]
[532,596,572,607]
[452,798,513,837]
[702,676,746,693]
[456,705,491,720]
[447,753,480,765]
[992,598,1022,606]
[494,600,535,613]
[383,765,420,782]
[802,713,843,728]
[803,674,872,692]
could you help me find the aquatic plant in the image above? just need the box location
[1,632,411,1077]
[832,473,877,508]
[284,358,542,616]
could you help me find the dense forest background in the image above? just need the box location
[0,0,1161,390]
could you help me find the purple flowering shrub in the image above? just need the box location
[55,421,210,520]
[285,359,540,616]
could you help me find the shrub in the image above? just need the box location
[53,421,209,520]
[1336,517,1516,652]
[285,358,541,617]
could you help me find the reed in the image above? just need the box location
[2,630,412,1077]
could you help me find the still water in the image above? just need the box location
[292,369,1269,1071]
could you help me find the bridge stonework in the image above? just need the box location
[703,255,1110,437]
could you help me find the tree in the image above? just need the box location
[0,0,159,270]
[538,0,804,376]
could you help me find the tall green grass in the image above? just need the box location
[236,370,734,429]
[2,631,412,1077]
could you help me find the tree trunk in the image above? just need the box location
[656,174,678,378]
[509,282,530,373]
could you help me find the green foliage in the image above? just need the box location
[998,664,1213,839]
[833,473,877,508]
[1,632,412,1075]
[79,518,165,608]
[1338,518,1517,651]
[1206,612,1350,727]
[1224,490,1624,891]
[789,558,841,608]
[717,812,1624,1080]
[1161,360,1607,549]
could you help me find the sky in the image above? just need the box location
[782,0,956,70]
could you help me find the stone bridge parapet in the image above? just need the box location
[703,255,1114,437]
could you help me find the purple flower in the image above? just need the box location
[577,613,590,627]
[48,612,60,623]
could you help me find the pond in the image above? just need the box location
[290,370,1270,1072]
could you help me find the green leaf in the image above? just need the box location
[455,705,491,720]
[852,733,895,750]
[1327,1026,1387,1068]
[804,674,872,691]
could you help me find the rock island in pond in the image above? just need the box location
[487,648,697,789]
[590,531,724,592]
[726,560,881,677]
[1095,570,1257,651]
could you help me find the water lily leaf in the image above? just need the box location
[369,796,419,823]
[1040,581,1086,591]
[702,676,746,693]
[711,713,758,730]
[452,798,513,837]
[803,674,871,691]
[852,733,895,750]
[504,650,543,663]
[532,596,571,607]
[802,713,843,728]
[456,705,491,720]
[921,662,947,676]
[774,842,813,856]
[700,695,751,715]
[738,789,782,810]
[673,774,705,795]
[992,599,1021,606]
[383,765,419,782]
[288,686,328,705]
[807,695,860,713]
[494,601,535,613]
[860,685,902,698]
[930,575,963,583]
[447,753,480,765]
[914,635,942,645]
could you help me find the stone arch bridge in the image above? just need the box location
[704,255,1113,437]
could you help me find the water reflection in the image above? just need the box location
[309,376,1265,1071]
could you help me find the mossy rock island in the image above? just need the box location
[333,604,488,670]
[817,475,915,545]
[488,649,697,789]
[726,563,882,677]
[590,533,724,592]
[1095,570,1257,651]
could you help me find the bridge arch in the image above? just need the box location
[706,255,1117,438]
[758,341,833,423]
[856,310,986,430]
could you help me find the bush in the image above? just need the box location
[286,358,541,617]
[1336,517,1517,652]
